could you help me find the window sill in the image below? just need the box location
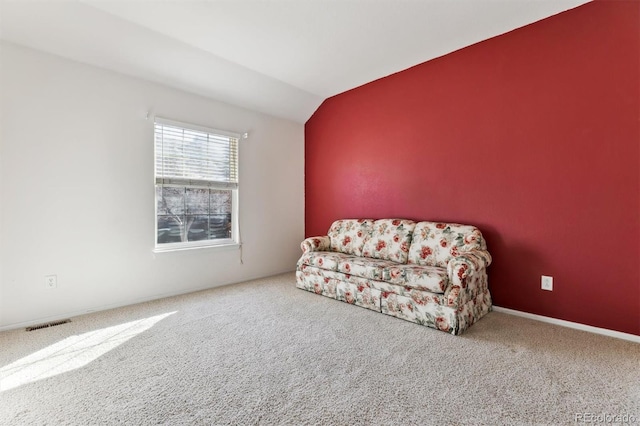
[152,242,241,254]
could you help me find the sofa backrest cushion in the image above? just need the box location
[362,219,416,263]
[408,221,487,268]
[328,219,374,256]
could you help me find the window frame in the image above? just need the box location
[153,117,240,252]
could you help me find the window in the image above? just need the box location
[154,118,239,250]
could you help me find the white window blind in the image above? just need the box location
[154,118,240,250]
[154,118,239,189]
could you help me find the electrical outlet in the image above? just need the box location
[541,275,553,291]
[45,275,57,289]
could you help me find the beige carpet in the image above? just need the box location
[1,273,638,425]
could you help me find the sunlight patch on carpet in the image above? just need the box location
[0,312,176,392]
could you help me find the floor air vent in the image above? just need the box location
[26,319,71,332]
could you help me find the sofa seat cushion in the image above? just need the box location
[328,219,374,256]
[362,219,416,263]
[383,264,449,293]
[337,257,397,281]
[299,251,354,271]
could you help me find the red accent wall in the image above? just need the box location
[304,0,640,335]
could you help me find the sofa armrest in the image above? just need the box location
[447,249,491,279]
[301,236,331,254]
[445,250,492,306]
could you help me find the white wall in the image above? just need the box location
[0,42,305,329]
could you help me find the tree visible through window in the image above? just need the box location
[154,118,238,249]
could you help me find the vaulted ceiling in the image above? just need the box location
[0,0,590,123]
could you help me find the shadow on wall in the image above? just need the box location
[479,224,549,313]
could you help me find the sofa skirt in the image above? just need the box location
[295,269,381,312]
[296,265,491,335]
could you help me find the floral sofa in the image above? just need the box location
[296,219,493,335]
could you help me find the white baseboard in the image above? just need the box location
[492,306,640,344]
[0,270,295,333]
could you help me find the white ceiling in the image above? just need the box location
[0,0,590,123]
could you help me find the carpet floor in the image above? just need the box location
[0,273,638,425]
